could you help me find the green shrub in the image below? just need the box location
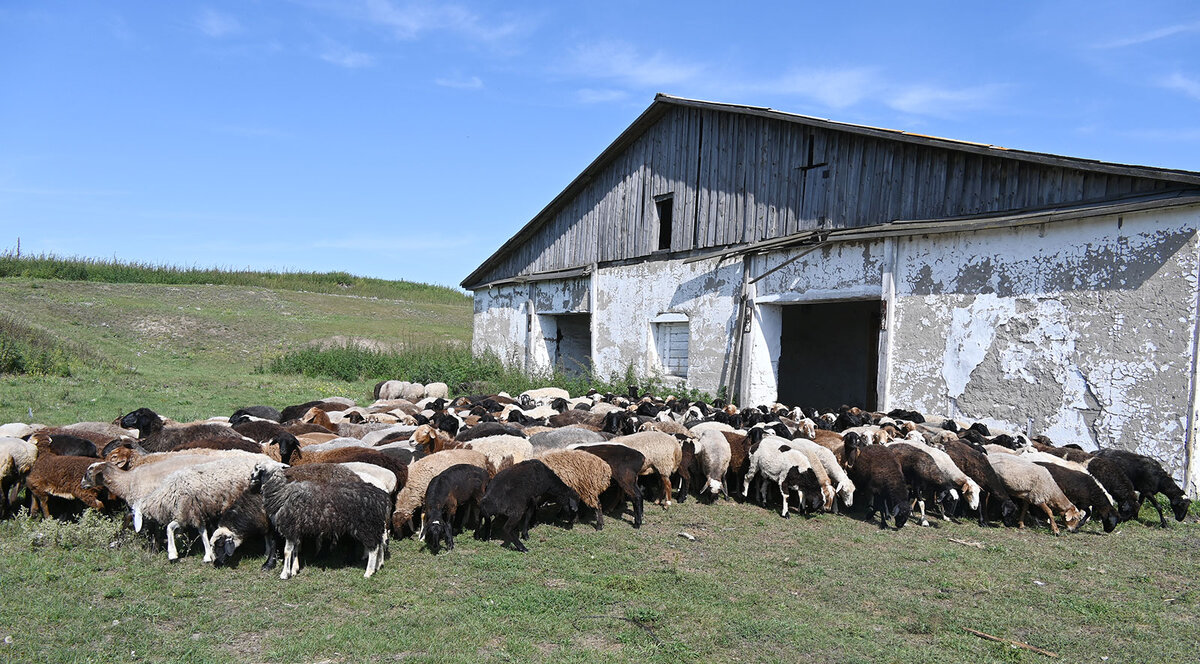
[266,344,712,401]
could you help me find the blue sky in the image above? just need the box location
[2,2,1199,289]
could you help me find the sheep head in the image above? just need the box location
[211,527,241,566]
[119,408,162,435]
[268,433,301,465]
[1064,505,1085,533]
[1171,495,1191,522]
[248,464,269,493]
[80,462,108,489]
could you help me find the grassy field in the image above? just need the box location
[0,498,1197,664]
[0,276,470,424]
[1,268,1199,663]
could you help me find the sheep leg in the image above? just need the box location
[1148,494,1169,528]
[914,497,929,527]
[365,545,378,578]
[290,540,302,577]
[978,494,990,527]
[631,485,644,528]
[166,521,180,561]
[1040,503,1060,535]
[280,540,294,580]
[33,490,51,519]
[660,474,674,508]
[200,527,215,563]
[778,481,790,518]
[262,534,279,571]
[1017,500,1029,529]
[5,481,20,514]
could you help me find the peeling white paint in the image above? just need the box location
[941,294,1016,399]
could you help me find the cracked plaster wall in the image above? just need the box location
[889,206,1200,485]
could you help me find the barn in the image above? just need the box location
[462,94,1200,493]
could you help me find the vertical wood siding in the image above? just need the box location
[476,107,1182,285]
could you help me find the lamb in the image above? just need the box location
[391,449,489,536]
[1094,449,1191,527]
[475,459,581,552]
[787,437,855,511]
[571,443,646,528]
[1033,462,1119,533]
[609,431,684,507]
[692,429,732,499]
[210,463,366,569]
[463,435,534,474]
[843,434,910,530]
[249,463,390,579]
[0,437,37,516]
[423,464,490,553]
[81,454,229,531]
[136,454,279,561]
[939,437,1018,527]
[742,436,824,517]
[536,450,613,530]
[986,453,1084,535]
[25,454,108,518]
[119,408,248,453]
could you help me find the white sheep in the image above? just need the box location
[693,429,732,498]
[788,437,855,509]
[743,436,824,517]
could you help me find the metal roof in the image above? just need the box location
[462,94,1200,289]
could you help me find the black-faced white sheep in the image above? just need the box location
[1033,462,1119,533]
[742,436,824,517]
[1094,449,1191,527]
[250,463,391,579]
[939,437,1018,527]
[475,459,580,553]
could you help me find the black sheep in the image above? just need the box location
[118,408,246,453]
[423,464,489,553]
[600,411,637,437]
[1083,457,1140,522]
[249,463,391,579]
[1094,449,1191,527]
[457,422,526,443]
[30,433,99,458]
[1034,462,1119,533]
[843,434,910,530]
[475,459,580,553]
[232,417,290,443]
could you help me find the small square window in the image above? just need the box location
[652,314,688,378]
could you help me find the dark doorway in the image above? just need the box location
[553,314,592,376]
[776,300,880,411]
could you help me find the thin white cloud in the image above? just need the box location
[576,88,629,104]
[567,40,702,88]
[886,83,1007,117]
[435,75,484,90]
[320,43,375,68]
[1095,21,1200,48]
[766,68,880,109]
[1161,72,1200,101]
[360,0,526,42]
[195,8,242,38]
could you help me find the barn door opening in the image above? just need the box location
[776,300,880,411]
[544,313,592,376]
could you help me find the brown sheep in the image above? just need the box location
[536,450,613,530]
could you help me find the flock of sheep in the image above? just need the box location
[0,378,1192,579]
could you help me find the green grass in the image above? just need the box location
[0,498,1197,663]
[0,252,468,304]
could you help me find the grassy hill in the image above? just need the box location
[0,270,472,424]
